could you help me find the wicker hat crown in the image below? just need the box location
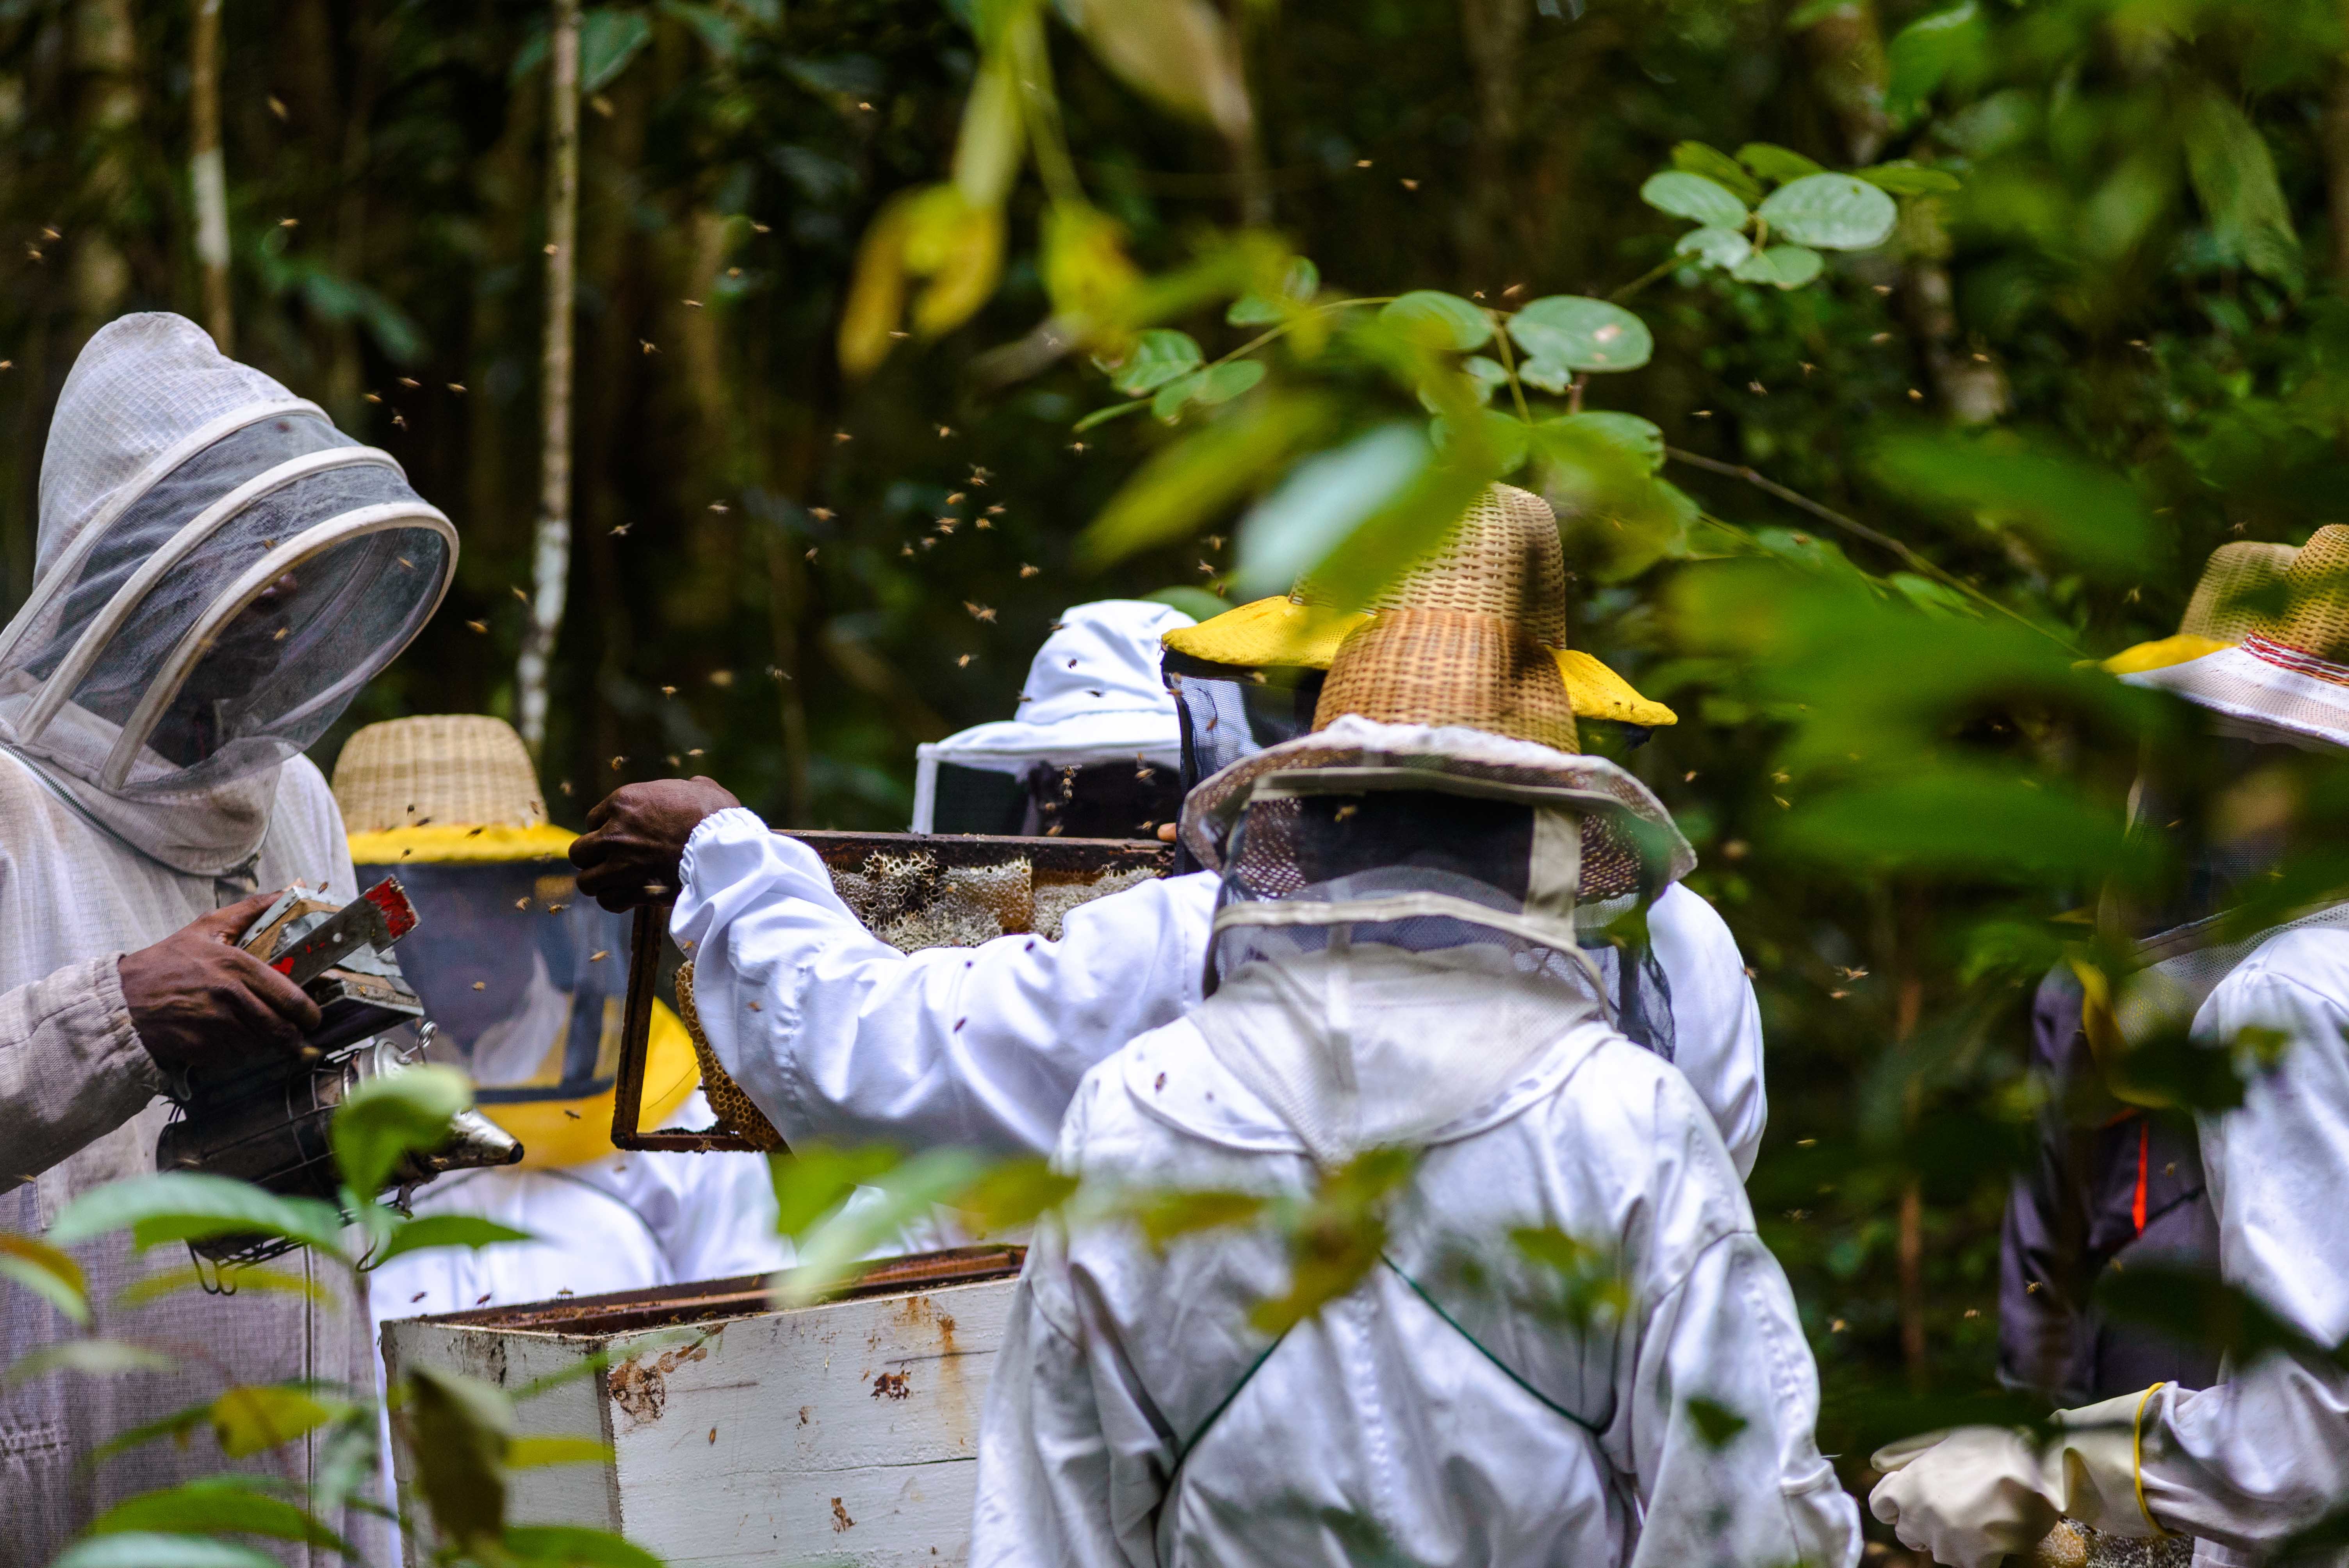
[333,714,549,835]
[1310,485,1581,752]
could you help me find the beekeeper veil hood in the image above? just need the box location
[0,314,457,874]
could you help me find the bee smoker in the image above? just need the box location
[155,878,523,1264]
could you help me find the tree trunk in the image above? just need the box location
[517,0,581,759]
[2326,11,2349,280]
[1457,0,1528,282]
[71,0,138,330]
[1896,968,1928,1392]
[1796,0,2004,424]
[189,0,230,350]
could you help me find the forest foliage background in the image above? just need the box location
[5,0,2349,1512]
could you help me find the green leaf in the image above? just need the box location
[1151,359,1266,422]
[1232,423,1433,596]
[5,1338,175,1388]
[766,1143,904,1241]
[211,1385,335,1459]
[1125,1188,1269,1250]
[1673,225,1753,271]
[1227,256,1320,324]
[115,1265,325,1310]
[1250,1148,1417,1336]
[504,1525,666,1568]
[1638,171,1747,228]
[1670,141,1763,206]
[1736,142,1825,185]
[658,0,741,62]
[950,53,1025,207]
[2183,88,2299,282]
[1507,297,1652,373]
[1867,428,2162,580]
[506,1435,616,1469]
[53,1536,279,1568]
[1757,174,1896,250]
[1072,399,1150,433]
[1781,770,2130,881]
[0,1231,88,1324]
[1377,291,1493,352]
[371,1215,536,1270]
[92,1478,351,1552]
[1857,160,1962,196]
[1461,355,1511,403]
[1684,1395,1751,1449]
[1077,393,1337,567]
[404,1365,514,1549]
[2096,1264,2339,1372]
[1543,412,1665,474]
[1431,409,1531,476]
[1193,358,1266,406]
[1060,0,1251,138]
[333,1065,472,1202]
[1107,329,1204,396]
[779,1148,988,1305]
[1886,2,1986,127]
[579,9,652,95]
[953,1158,1081,1235]
[1731,245,1825,289]
[1515,357,1575,395]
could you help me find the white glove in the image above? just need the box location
[1870,1425,2061,1568]
[1868,1395,2166,1568]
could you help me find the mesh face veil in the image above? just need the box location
[1180,717,1696,1164]
[0,315,455,849]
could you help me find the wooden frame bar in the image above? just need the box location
[610,829,1173,1152]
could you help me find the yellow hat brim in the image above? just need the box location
[1166,597,1677,727]
[347,821,579,865]
[2100,633,2232,676]
[1163,597,1369,670]
[480,1001,701,1169]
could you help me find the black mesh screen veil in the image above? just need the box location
[1207,790,1673,1059]
[355,859,635,1104]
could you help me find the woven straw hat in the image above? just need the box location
[332,713,700,1166]
[1162,484,1676,729]
[336,713,573,861]
[1308,486,1587,751]
[2103,527,2349,749]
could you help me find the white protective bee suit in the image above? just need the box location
[0,314,455,1564]
[970,718,1857,1568]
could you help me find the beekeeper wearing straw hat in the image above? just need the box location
[0,314,455,1558]
[1872,529,2349,1568]
[571,485,1765,1177]
[337,715,784,1323]
[913,599,1193,838]
[971,513,1857,1568]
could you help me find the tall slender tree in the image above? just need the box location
[189,0,229,349]
[517,0,580,757]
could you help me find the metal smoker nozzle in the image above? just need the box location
[425,1108,525,1175]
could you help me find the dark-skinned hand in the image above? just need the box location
[120,890,324,1076]
[570,776,742,911]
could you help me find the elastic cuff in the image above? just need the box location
[679,806,767,883]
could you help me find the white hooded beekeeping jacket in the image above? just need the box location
[2121,926,2349,1568]
[0,314,454,1564]
[970,943,1858,1568]
[672,811,1767,1173]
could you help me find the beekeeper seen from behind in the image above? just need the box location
[0,312,455,1559]
[971,533,1857,1568]
[335,715,784,1326]
[1870,529,2349,1568]
[572,486,1766,1176]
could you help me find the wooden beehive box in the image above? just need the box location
[381,1247,1024,1566]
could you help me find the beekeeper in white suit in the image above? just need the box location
[971,528,1855,1566]
[911,598,1193,839]
[1871,529,2349,1568]
[572,486,1765,1173]
[0,313,454,1559]
[338,715,784,1325]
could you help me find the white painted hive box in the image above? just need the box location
[381,1247,1024,1567]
